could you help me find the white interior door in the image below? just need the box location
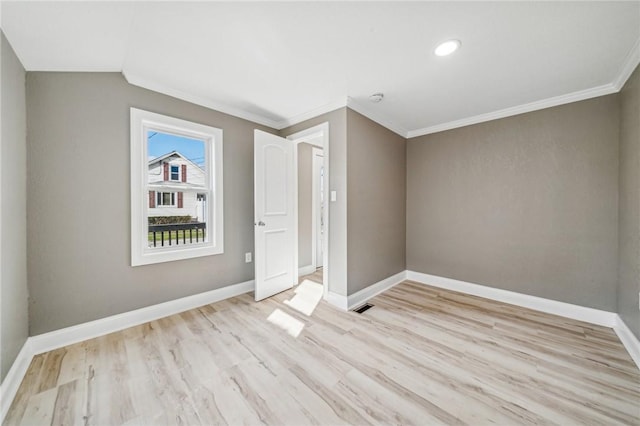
[254,130,296,301]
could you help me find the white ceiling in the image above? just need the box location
[2,1,639,137]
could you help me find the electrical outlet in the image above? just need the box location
[245,252,252,263]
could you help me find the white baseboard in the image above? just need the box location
[614,315,640,369]
[348,270,407,310]
[29,279,254,355]
[0,339,33,422]
[324,291,348,310]
[406,271,618,328]
[1,279,254,423]
[298,264,316,277]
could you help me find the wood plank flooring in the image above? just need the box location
[5,280,640,425]
[299,267,323,284]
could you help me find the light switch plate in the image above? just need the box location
[331,191,337,202]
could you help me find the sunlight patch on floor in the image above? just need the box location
[284,279,323,316]
[267,308,305,337]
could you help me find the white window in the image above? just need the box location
[131,108,224,266]
[157,192,176,207]
[170,165,180,181]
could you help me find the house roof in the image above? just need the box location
[148,151,183,166]
[148,151,204,171]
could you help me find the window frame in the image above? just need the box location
[131,108,224,266]
[170,164,180,181]
[156,191,176,207]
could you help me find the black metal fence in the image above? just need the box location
[148,222,206,247]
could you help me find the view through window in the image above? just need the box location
[130,108,223,266]
[147,131,208,248]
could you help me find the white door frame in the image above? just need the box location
[287,122,329,298]
[312,147,323,268]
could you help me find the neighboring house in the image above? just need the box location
[147,151,206,222]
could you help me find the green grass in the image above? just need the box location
[148,229,206,243]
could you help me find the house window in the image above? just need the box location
[157,192,176,206]
[131,108,224,266]
[170,165,180,181]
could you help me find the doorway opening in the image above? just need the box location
[287,123,329,299]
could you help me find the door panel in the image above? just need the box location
[254,130,295,301]
[263,145,287,215]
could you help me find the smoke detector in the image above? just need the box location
[369,93,384,103]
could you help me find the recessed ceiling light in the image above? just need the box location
[434,39,461,57]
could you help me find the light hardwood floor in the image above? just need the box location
[300,267,323,285]
[5,280,640,425]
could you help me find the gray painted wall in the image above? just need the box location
[280,108,348,296]
[347,109,406,294]
[26,72,275,335]
[407,95,620,311]
[618,65,640,338]
[298,142,313,268]
[1,32,29,381]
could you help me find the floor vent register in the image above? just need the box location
[353,303,374,314]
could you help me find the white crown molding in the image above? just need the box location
[614,315,640,370]
[408,36,640,139]
[406,271,618,327]
[613,36,640,91]
[0,339,33,423]
[126,34,639,141]
[406,83,618,138]
[276,97,348,130]
[346,97,409,138]
[123,71,281,129]
[347,270,407,310]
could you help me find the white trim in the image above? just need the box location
[324,291,348,311]
[286,124,329,146]
[407,83,617,138]
[123,72,281,129]
[298,264,316,277]
[614,315,640,370]
[0,279,254,423]
[311,147,324,268]
[277,97,348,129]
[346,97,408,138]
[29,279,254,356]
[613,36,640,91]
[347,271,408,310]
[126,35,640,142]
[130,108,224,266]
[287,123,330,300]
[0,339,33,423]
[406,271,617,327]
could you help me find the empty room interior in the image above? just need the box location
[1,1,640,424]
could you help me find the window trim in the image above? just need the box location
[170,164,180,181]
[131,108,224,266]
[156,191,176,207]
